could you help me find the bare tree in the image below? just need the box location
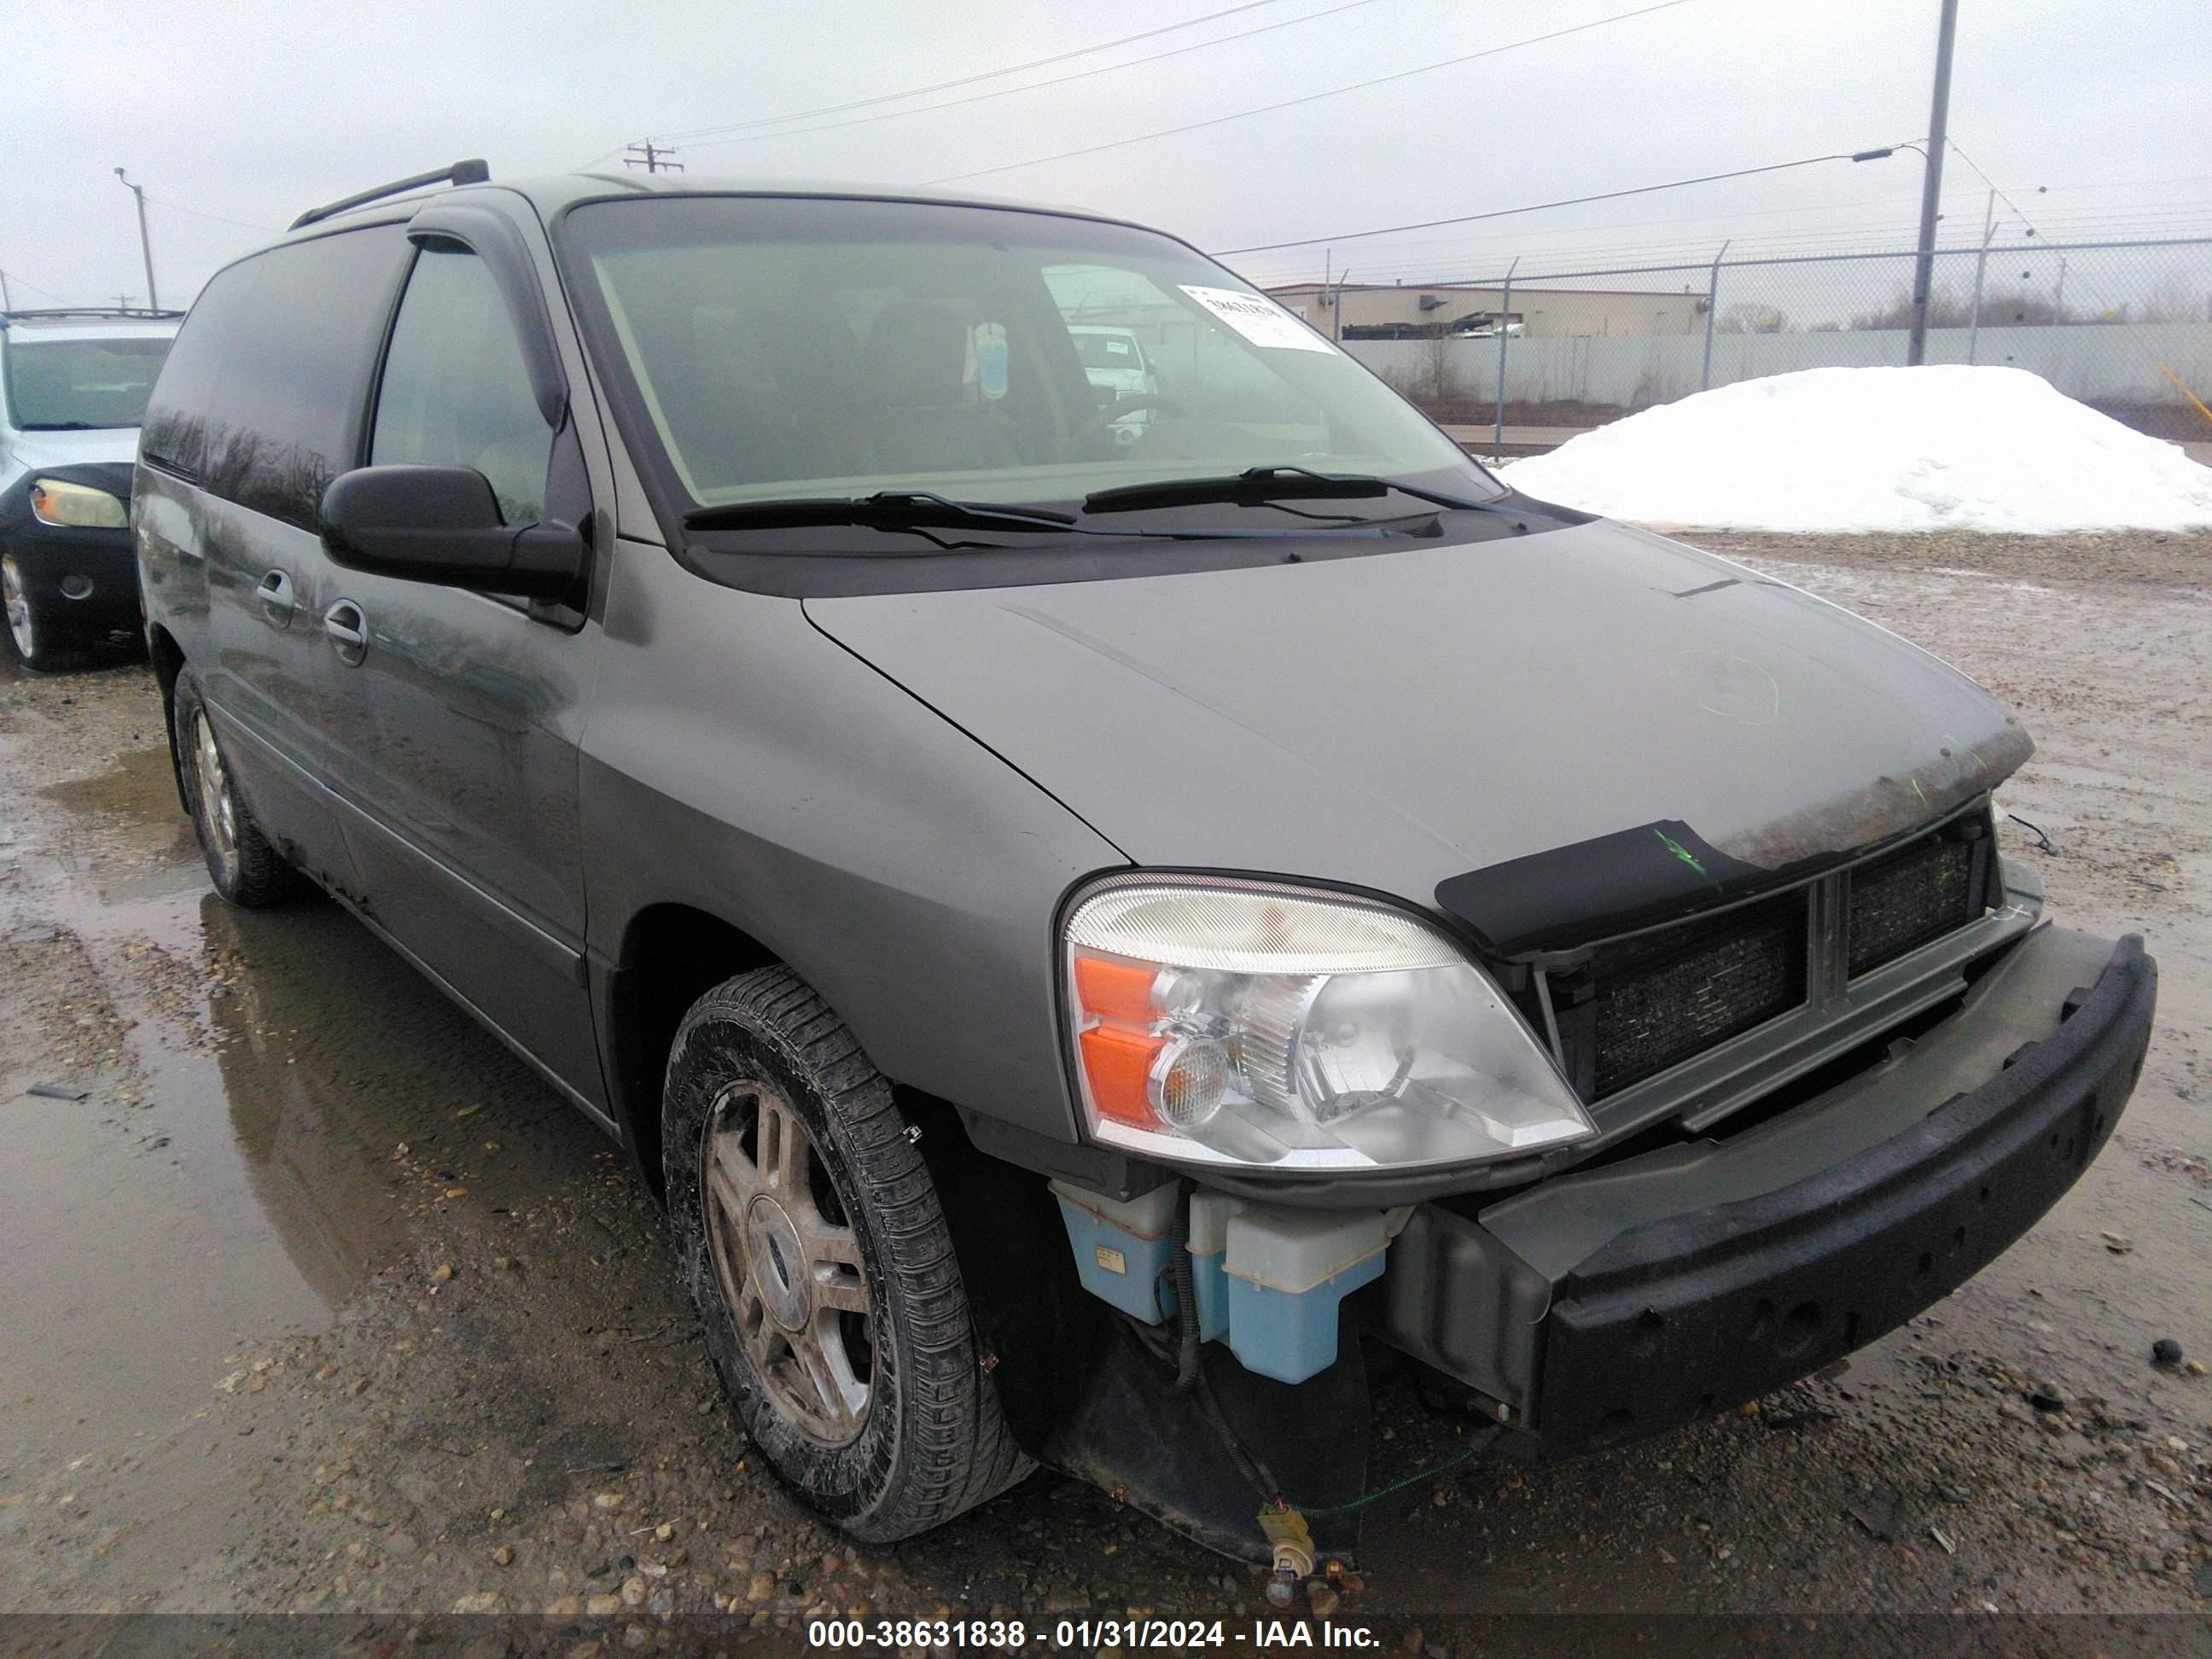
[1852,285,1974,330]
[2134,276,2211,323]
[1423,329,1456,408]
[1716,301,1790,334]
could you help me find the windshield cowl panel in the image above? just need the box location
[683,492,1581,599]
[553,193,1516,594]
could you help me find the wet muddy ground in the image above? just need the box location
[0,530,2207,1645]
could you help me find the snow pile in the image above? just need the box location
[1499,365,2212,533]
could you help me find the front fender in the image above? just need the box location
[581,539,1128,1150]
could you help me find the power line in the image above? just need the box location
[674,0,1389,153]
[1265,200,2212,282]
[1214,147,1907,256]
[144,195,282,234]
[1944,136,2046,237]
[1937,134,2143,325]
[1266,174,2212,272]
[1228,189,2212,288]
[928,0,1697,184]
[1234,189,1941,272]
[1234,196,2212,271]
[659,0,1298,142]
[0,266,71,306]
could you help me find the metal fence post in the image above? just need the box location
[1966,189,1996,364]
[1699,241,1729,392]
[1493,256,1517,459]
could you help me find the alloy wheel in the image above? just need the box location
[2,557,32,661]
[701,1079,873,1447]
[190,706,239,864]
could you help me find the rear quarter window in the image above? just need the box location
[150,224,411,528]
[141,264,259,478]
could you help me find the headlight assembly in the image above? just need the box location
[1062,875,1593,1172]
[29,478,129,529]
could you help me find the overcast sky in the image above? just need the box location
[5,0,2207,310]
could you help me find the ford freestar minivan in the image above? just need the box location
[134,164,2157,1574]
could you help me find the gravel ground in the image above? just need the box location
[0,529,2207,1652]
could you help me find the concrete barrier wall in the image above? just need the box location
[1344,320,2212,410]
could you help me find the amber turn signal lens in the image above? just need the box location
[1077,1023,1165,1128]
[1072,953,1158,1023]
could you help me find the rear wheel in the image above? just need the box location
[664,966,1031,1540]
[172,667,303,907]
[1,554,86,673]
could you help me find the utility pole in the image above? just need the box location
[625,141,684,174]
[0,270,12,311]
[114,168,159,311]
[1906,0,1958,366]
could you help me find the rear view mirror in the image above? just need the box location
[319,464,586,600]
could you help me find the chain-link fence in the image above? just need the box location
[1318,237,2212,446]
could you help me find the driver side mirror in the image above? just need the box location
[319,464,587,601]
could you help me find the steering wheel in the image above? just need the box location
[1074,393,1185,439]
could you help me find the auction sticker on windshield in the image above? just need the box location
[1180,285,1339,352]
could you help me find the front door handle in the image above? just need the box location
[323,599,369,667]
[255,568,296,628]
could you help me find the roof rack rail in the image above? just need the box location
[0,306,186,325]
[289,159,490,231]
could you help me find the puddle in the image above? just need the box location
[0,1038,338,1452]
[38,745,204,911]
[0,746,597,1463]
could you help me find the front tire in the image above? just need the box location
[172,667,303,907]
[2,554,86,673]
[664,966,1031,1541]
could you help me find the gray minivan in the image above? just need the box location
[134,163,2156,1573]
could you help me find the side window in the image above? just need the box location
[371,247,553,527]
[195,226,412,528]
[142,259,263,476]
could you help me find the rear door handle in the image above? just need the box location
[323,599,369,666]
[255,568,296,627]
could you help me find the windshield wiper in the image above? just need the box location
[684,491,1079,535]
[681,485,1442,553]
[1082,465,1489,516]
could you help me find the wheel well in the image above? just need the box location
[607,903,778,1202]
[146,626,190,816]
[147,624,183,704]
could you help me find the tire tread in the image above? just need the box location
[665,965,1033,1540]
[172,667,305,908]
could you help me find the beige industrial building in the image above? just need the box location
[1268,281,1705,341]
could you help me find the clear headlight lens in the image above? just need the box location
[29,478,129,529]
[1062,876,1594,1172]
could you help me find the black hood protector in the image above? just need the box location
[1438,817,1794,957]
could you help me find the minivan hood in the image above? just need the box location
[805,518,2030,922]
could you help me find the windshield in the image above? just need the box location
[3,335,172,430]
[556,195,1497,516]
